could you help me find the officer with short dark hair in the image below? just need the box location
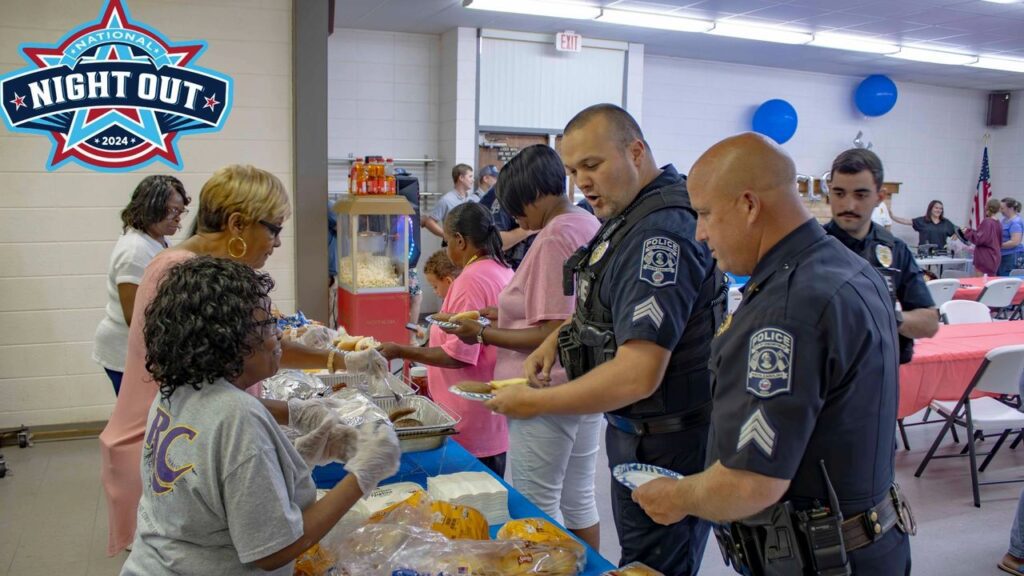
[486,103,721,575]
[634,133,914,575]
[824,148,938,365]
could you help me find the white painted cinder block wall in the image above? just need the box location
[641,55,1007,246]
[327,27,477,315]
[0,0,294,428]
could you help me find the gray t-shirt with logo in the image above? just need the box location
[429,189,477,225]
[121,379,316,576]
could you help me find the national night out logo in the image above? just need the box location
[0,0,233,171]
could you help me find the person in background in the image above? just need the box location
[998,197,1024,276]
[93,176,190,396]
[121,256,399,575]
[422,163,476,238]
[380,203,514,476]
[960,198,1003,276]
[892,199,958,250]
[478,165,537,269]
[872,199,893,230]
[475,164,499,200]
[824,148,938,365]
[442,145,603,550]
[101,165,385,556]
[423,249,461,300]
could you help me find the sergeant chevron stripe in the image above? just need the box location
[737,407,776,458]
[632,296,664,328]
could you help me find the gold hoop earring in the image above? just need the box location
[227,236,248,259]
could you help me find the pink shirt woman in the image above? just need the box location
[428,257,513,457]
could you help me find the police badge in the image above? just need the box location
[589,240,610,266]
[875,244,894,268]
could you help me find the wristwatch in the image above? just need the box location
[476,325,487,344]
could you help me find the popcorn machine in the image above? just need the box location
[333,196,414,345]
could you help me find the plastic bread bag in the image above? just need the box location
[434,539,582,576]
[367,490,489,541]
[498,518,585,570]
[324,388,390,427]
[260,369,328,401]
[293,542,339,576]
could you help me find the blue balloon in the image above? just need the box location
[752,99,798,144]
[855,75,898,117]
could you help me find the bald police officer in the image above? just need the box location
[634,133,914,575]
[824,148,938,368]
[487,104,721,575]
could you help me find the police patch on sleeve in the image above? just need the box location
[746,328,793,398]
[638,237,679,287]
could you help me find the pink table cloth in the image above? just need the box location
[898,322,1024,418]
[953,277,1024,306]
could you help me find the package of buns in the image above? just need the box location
[293,543,336,576]
[601,562,665,575]
[498,518,585,561]
[367,490,490,541]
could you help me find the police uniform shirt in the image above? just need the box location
[594,165,714,352]
[824,221,934,364]
[709,220,900,514]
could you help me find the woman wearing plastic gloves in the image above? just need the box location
[441,145,603,550]
[101,165,386,556]
[120,257,399,575]
[379,203,514,476]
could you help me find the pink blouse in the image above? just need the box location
[493,210,601,384]
[427,258,514,457]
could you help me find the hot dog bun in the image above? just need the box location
[450,310,480,322]
[489,377,528,390]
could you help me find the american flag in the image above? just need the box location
[971,146,992,229]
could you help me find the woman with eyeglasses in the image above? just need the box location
[121,257,399,575]
[101,165,386,557]
[93,175,190,396]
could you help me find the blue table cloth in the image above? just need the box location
[313,438,616,575]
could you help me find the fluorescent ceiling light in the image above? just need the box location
[597,8,712,32]
[709,20,812,45]
[462,0,600,20]
[810,32,899,54]
[889,46,978,65]
[981,0,1022,4]
[969,56,1024,73]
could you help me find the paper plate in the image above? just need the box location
[426,314,490,331]
[612,463,684,491]
[448,384,494,402]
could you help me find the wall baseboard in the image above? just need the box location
[0,421,106,446]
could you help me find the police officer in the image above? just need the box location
[486,104,720,575]
[634,133,914,575]
[824,148,939,367]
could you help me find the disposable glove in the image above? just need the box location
[343,421,401,494]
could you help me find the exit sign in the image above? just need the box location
[555,31,582,53]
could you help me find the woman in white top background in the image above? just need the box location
[93,175,190,395]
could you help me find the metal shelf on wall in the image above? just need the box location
[327,156,439,200]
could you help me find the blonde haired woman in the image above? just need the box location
[100,165,381,555]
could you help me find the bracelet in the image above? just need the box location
[327,347,340,373]
[476,324,487,345]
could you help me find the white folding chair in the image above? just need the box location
[978,278,1023,318]
[926,278,960,308]
[939,300,992,325]
[914,345,1024,507]
[942,269,970,279]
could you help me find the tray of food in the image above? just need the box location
[375,395,461,453]
[313,371,418,399]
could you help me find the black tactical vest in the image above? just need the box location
[559,182,725,419]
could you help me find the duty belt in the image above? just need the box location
[605,402,712,436]
[841,483,917,551]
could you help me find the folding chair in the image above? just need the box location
[978,277,1023,319]
[914,345,1024,507]
[939,300,992,325]
[926,278,960,308]
[941,269,970,279]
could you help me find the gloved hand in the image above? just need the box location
[287,397,342,435]
[344,349,387,374]
[343,421,401,494]
[294,419,359,466]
